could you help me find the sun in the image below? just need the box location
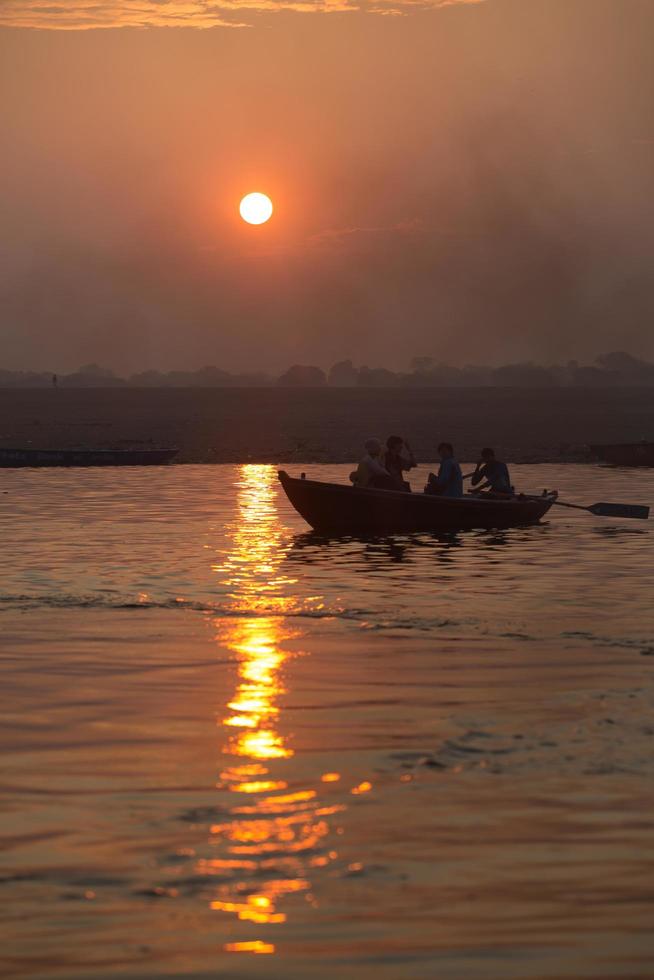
[239,192,273,225]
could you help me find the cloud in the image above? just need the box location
[309,218,425,248]
[0,1,242,30]
[0,0,484,30]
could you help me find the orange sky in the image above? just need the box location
[1,1,654,372]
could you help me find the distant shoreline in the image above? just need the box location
[0,387,652,466]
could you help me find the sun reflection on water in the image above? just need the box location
[207,465,349,949]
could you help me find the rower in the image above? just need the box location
[425,442,464,498]
[471,448,512,496]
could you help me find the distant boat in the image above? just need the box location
[278,470,557,534]
[590,442,654,467]
[0,447,179,468]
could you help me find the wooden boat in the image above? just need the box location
[278,470,557,534]
[590,442,654,467]
[0,447,179,468]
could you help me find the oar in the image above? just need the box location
[550,498,649,520]
[462,464,649,519]
[464,470,648,519]
[525,495,649,520]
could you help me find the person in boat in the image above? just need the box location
[351,439,395,489]
[470,448,512,496]
[425,442,463,497]
[383,435,417,491]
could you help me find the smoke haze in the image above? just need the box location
[1,0,653,372]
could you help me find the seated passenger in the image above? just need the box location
[351,439,394,489]
[425,442,463,498]
[471,448,512,495]
[383,435,417,491]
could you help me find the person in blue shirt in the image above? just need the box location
[425,442,463,497]
[471,448,512,495]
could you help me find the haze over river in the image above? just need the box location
[1,463,654,979]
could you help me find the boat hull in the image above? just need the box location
[590,442,654,467]
[0,448,179,468]
[278,471,555,534]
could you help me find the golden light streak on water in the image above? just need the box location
[205,464,358,935]
[220,617,294,760]
[229,780,289,793]
[224,941,275,955]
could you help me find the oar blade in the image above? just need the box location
[590,502,650,520]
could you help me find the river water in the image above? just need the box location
[1,463,653,979]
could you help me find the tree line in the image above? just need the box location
[1,351,654,388]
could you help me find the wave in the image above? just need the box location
[0,592,393,623]
[0,593,651,653]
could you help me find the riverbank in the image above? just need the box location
[0,387,652,464]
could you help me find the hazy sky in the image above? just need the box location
[1,0,653,372]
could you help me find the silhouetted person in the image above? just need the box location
[351,438,394,489]
[383,435,416,491]
[52,373,58,388]
[425,442,463,497]
[471,448,512,495]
